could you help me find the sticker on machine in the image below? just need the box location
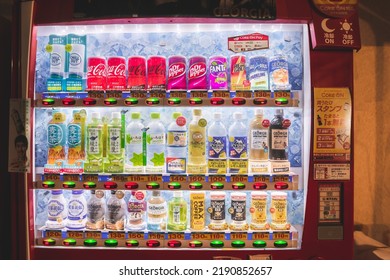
[314,163,350,181]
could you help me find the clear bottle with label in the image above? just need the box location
[67,190,87,230]
[147,190,167,231]
[105,111,124,173]
[86,112,103,170]
[187,109,207,173]
[105,190,126,230]
[46,189,67,229]
[86,190,105,230]
[249,109,269,161]
[47,110,66,165]
[167,191,187,231]
[146,112,166,173]
[67,109,86,166]
[127,190,146,230]
[207,112,227,174]
[228,112,248,173]
[269,109,288,160]
[166,112,187,173]
[125,112,144,172]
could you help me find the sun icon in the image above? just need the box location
[340,19,353,34]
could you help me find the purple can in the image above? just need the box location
[168,55,187,90]
[188,56,207,90]
[209,55,228,90]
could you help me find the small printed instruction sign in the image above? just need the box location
[228,33,269,53]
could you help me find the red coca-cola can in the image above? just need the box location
[147,55,166,91]
[128,56,147,90]
[87,56,107,90]
[107,56,127,90]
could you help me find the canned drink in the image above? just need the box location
[270,192,287,229]
[209,55,228,90]
[87,56,107,90]
[269,55,291,90]
[229,192,248,231]
[147,55,166,91]
[188,56,207,90]
[230,54,249,91]
[250,191,268,230]
[128,56,147,90]
[168,55,187,90]
[107,56,127,90]
[248,56,269,90]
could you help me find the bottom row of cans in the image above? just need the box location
[44,189,290,232]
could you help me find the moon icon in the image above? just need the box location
[321,18,335,33]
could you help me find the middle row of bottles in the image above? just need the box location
[43,189,291,232]
[42,107,295,174]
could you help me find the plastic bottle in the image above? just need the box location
[86,112,103,170]
[228,112,248,173]
[47,110,66,165]
[249,108,269,161]
[105,190,126,230]
[166,112,187,173]
[125,112,144,172]
[86,190,105,230]
[207,112,227,174]
[46,189,67,229]
[147,190,167,231]
[167,191,187,231]
[126,190,146,230]
[146,112,166,173]
[67,109,85,165]
[105,111,124,173]
[269,109,288,160]
[187,109,207,173]
[67,190,87,230]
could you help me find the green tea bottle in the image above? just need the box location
[167,191,187,231]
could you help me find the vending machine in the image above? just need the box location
[10,0,360,260]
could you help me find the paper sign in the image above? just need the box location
[228,33,269,53]
[8,98,31,173]
[313,88,351,162]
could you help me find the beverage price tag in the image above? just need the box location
[63,174,79,182]
[88,92,104,98]
[127,232,145,240]
[272,175,290,182]
[170,175,187,182]
[82,174,99,182]
[235,91,252,98]
[67,231,84,239]
[46,230,62,238]
[127,175,147,182]
[208,175,226,183]
[273,232,290,240]
[169,91,187,98]
[111,175,127,182]
[230,174,248,182]
[146,174,162,182]
[274,91,291,98]
[253,175,270,182]
[109,231,125,239]
[148,232,165,240]
[254,90,271,98]
[190,91,208,98]
[130,91,147,98]
[85,231,102,239]
[191,232,224,240]
[230,232,248,240]
[149,91,165,98]
[168,232,185,240]
[44,174,60,181]
[252,232,270,240]
[212,91,230,98]
[188,175,205,183]
[106,92,123,98]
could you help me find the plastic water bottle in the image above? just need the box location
[207,112,227,174]
[46,189,67,229]
[67,190,87,230]
[228,112,248,173]
[146,112,166,173]
[125,112,144,173]
[166,112,187,173]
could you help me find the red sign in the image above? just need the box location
[228,33,269,53]
[310,12,361,50]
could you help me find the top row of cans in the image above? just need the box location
[86,54,291,92]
